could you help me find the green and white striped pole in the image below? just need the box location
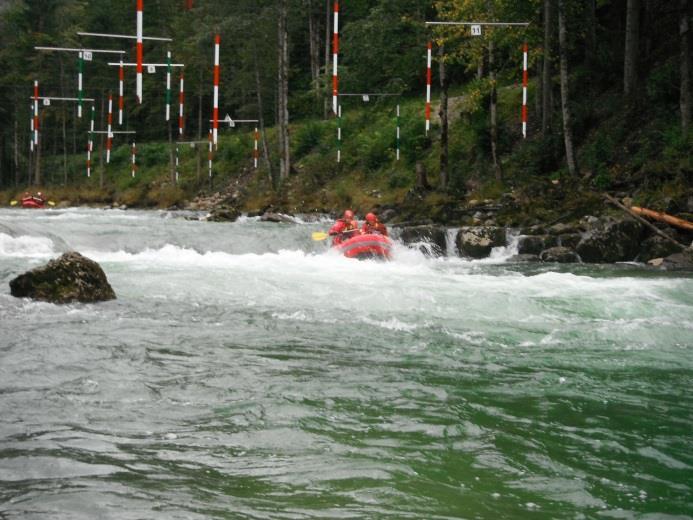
[87,105,95,177]
[336,105,342,163]
[396,104,400,161]
[165,51,172,121]
[77,52,84,118]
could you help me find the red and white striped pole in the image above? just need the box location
[212,34,220,148]
[106,94,113,163]
[332,1,339,115]
[521,41,528,138]
[425,41,432,135]
[33,80,39,146]
[253,127,259,168]
[118,57,124,125]
[136,0,144,103]
[178,71,185,136]
[131,141,137,177]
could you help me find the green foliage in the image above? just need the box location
[293,121,328,159]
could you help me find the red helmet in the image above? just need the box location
[343,209,354,220]
[365,212,377,223]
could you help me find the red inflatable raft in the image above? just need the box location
[334,233,392,260]
[21,195,46,209]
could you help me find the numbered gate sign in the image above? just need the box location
[42,98,51,106]
[83,51,93,61]
[471,24,482,36]
[147,65,157,74]
[362,95,370,102]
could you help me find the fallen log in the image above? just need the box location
[603,194,689,252]
[630,206,693,232]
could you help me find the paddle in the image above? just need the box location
[312,231,328,241]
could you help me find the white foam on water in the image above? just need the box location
[0,233,57,258]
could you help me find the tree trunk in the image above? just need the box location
[558,0,578,176]
[585,0,597,70]
[59,56,68,185]
[14,113,19,187]
[489,38,501,181]
[437,45,449,190]
[681,0,691,134]
[542,0,554,133]
[415,161,430,191]
[624,0,641,97]
[254,49,274,184]
[324,0,331,119]
[277,0,291,182]
[307,0,321,99]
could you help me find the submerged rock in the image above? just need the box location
[648,249,693,270]
[206,207,240,222]
[10,252,116,304]
[540,246,581,263]
[260,212,296,224]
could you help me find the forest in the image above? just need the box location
[0,0,690,219]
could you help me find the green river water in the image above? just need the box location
[0,208,691,519]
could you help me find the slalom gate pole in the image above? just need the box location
[336,105,342,163]
[208,128,213,182]
[87,105,95,177]
[119,57,124,125]
[131,141,137,177]
[522,42,528,138]
[178,71,185,136]
[166,51,172,121]
[212,34,220,148]
[425,41,432,135]
[106,94,113,163]
[77,52,84,118]
[136,0,144,103]
[175,144,179,183]
[332,1,339,114]
[33,81,39,146]
[29,105,34,152]
[396,104,400,161]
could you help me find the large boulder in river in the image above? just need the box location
[398,225,447,256]
[638,235,683,262]
[10,252,116,304]
[517,235,557,255]
[576,218,645,263]
[455,226,506,259]
[206,207,240,222]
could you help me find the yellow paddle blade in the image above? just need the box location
[311,231,328,241]
[10,200,18,206]
[48,201,56,206]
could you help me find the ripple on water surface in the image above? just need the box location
[0,208,692,518]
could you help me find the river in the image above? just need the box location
[1,207,692,519]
